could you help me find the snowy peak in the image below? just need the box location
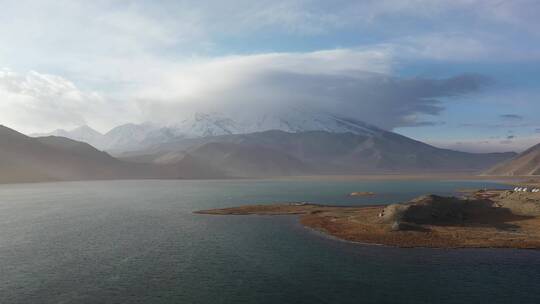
[30,109,386,152]
[68,125,103,138]
[169,108,384,138]
[173,112,240,137]
[101,123,186,151]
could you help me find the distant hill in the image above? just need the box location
[0,125,223,183]
[119,130,516,177]
[188,142,309,177]
[485,143,540,176]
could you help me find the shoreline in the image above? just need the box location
[269,174,529,182]
[0,173,534,186]
[196,191,540,249]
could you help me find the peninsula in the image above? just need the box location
[196,190,540,249]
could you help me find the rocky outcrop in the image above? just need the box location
[492,191,540,216]
[196,195,540,248]
[380,194,514,230]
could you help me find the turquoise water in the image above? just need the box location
[1,179,539,304]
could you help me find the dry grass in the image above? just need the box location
[196,200,540,249]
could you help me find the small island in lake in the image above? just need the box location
[196,189,540,249]
[349,191,375,197]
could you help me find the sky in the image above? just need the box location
[0,0,539,152]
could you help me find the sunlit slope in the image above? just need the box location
[486,143,540,176]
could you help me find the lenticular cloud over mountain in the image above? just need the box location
[1,49,488,135]
[132,50,489,130]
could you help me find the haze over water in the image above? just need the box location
[1,179,539,304]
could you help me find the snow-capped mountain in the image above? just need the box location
[23,107,518,177]
[170,109,383,137]
[31,108,386,152]
[99,123,168,152]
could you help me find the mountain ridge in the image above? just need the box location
[29,109,389,152]
[0,123,519,182]
[119,129,516,177]
[485,143,540,176]
[0,125,224,183]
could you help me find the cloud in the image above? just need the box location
[500,114,524,120]
[183,0,540,36]
[428,136,540,153]
[0,49,489,133]
[0,0,538,80]
[388,33,536,62]
[407,121,446,127]
[0,0,535,93]
[0,69,130,133]
[0,0,537,155]
[459,122,539,129]
[130,50,488,129]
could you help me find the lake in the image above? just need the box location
[1,179,539,303]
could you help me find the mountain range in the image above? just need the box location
[118,129,516,177]
[30,109,396,152]
[6,108,538,183]
[0,125,224,183]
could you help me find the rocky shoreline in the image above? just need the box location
[196,190,540,249]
